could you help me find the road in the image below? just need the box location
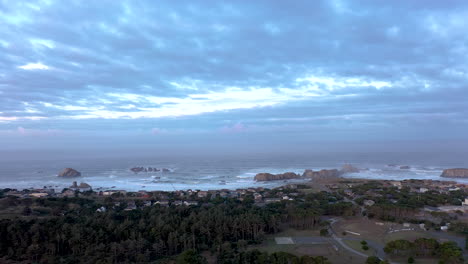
[328,217,398,264]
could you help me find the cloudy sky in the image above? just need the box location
[1,0,467,155]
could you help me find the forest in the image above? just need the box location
[0,190,353,263]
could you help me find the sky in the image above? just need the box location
[1,0,468,157]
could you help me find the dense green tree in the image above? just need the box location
[176,249,207,264]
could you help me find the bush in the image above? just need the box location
[320,228,329,236]
[365,256,381,264]
[407,256,414,263]
[362,245,369,251]
[361,240,368,245]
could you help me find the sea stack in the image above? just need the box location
[340,164,360,174]
[254,172,300,181]
[441,168,468,178]
[58,168,81,178]
[302,169,341,179]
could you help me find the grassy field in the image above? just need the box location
[383,230,430,243]
[248,227,367,264]
[343,240,378,256]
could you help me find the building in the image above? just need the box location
[264,198,282,203]
[462,198,468,206]
[124,201,137,211]
[29,192,49,198]
[363,200,375,206]
[419,187,429,193]
[155,200,169,206]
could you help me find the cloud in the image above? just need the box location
[17,62,50,70]
[0,0,467,147]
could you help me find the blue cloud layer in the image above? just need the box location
[0,0,467,149]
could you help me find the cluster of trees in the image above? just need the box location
[383,238,463,263]
[353,182,467,209]
[0,191,354,263]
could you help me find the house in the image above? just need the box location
[343,189,354,197]
[155,200,169,206]
[253,193,262,202]
[419,187,428,193]
[61,189,75,197]
[96,206,106,213]
[197,191,208,198]
[143,200,152,207]
[219,192,228,198]
[264,198,282,203]
[441,226,449,231]
[30,192,49,198]
[173,201,183,206]
[184,201,198,206]
[462,198,468,206]
[363,200,375,206]
[124,201,137,211]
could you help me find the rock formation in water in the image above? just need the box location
[441,168,468,178]
[254,172,300,181]
[58,168,81,178]
[340,164,360,174]
[400,166,411,170]
[302,169,341,178]
[130,167,165,173]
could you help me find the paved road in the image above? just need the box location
[328,217,398,264]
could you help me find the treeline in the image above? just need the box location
[384,238,463,264]
[0,192,354,263]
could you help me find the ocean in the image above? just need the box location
[0,152,467,191]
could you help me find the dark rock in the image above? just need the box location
[302,169,341,178]
[340,164,360,174]
[254,172,300,181]
[58,168,81,178]
[400,166,411,170]
[441,168,468,178]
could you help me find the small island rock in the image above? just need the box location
[441,168,468,178]
[254,172,300,181]
[340,164,360,174]
[302,169,341,179]
[58,168,81,178]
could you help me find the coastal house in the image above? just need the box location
[184,201,198,206]
[124,201,137,211]
[29,192,49,198]
[155,200,169,206]
[96,206,106,213]
[197,191,208,198]
[173,201,183,206]
[264,198,282,203]
[419,187,429,193]
[61,189,75,197]
[363,200,375,207]
[143,200,152,207]
[253,193,262,202]
[343,189,354,197]
[462,198,468,206]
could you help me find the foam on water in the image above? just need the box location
[1,153,468,191]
